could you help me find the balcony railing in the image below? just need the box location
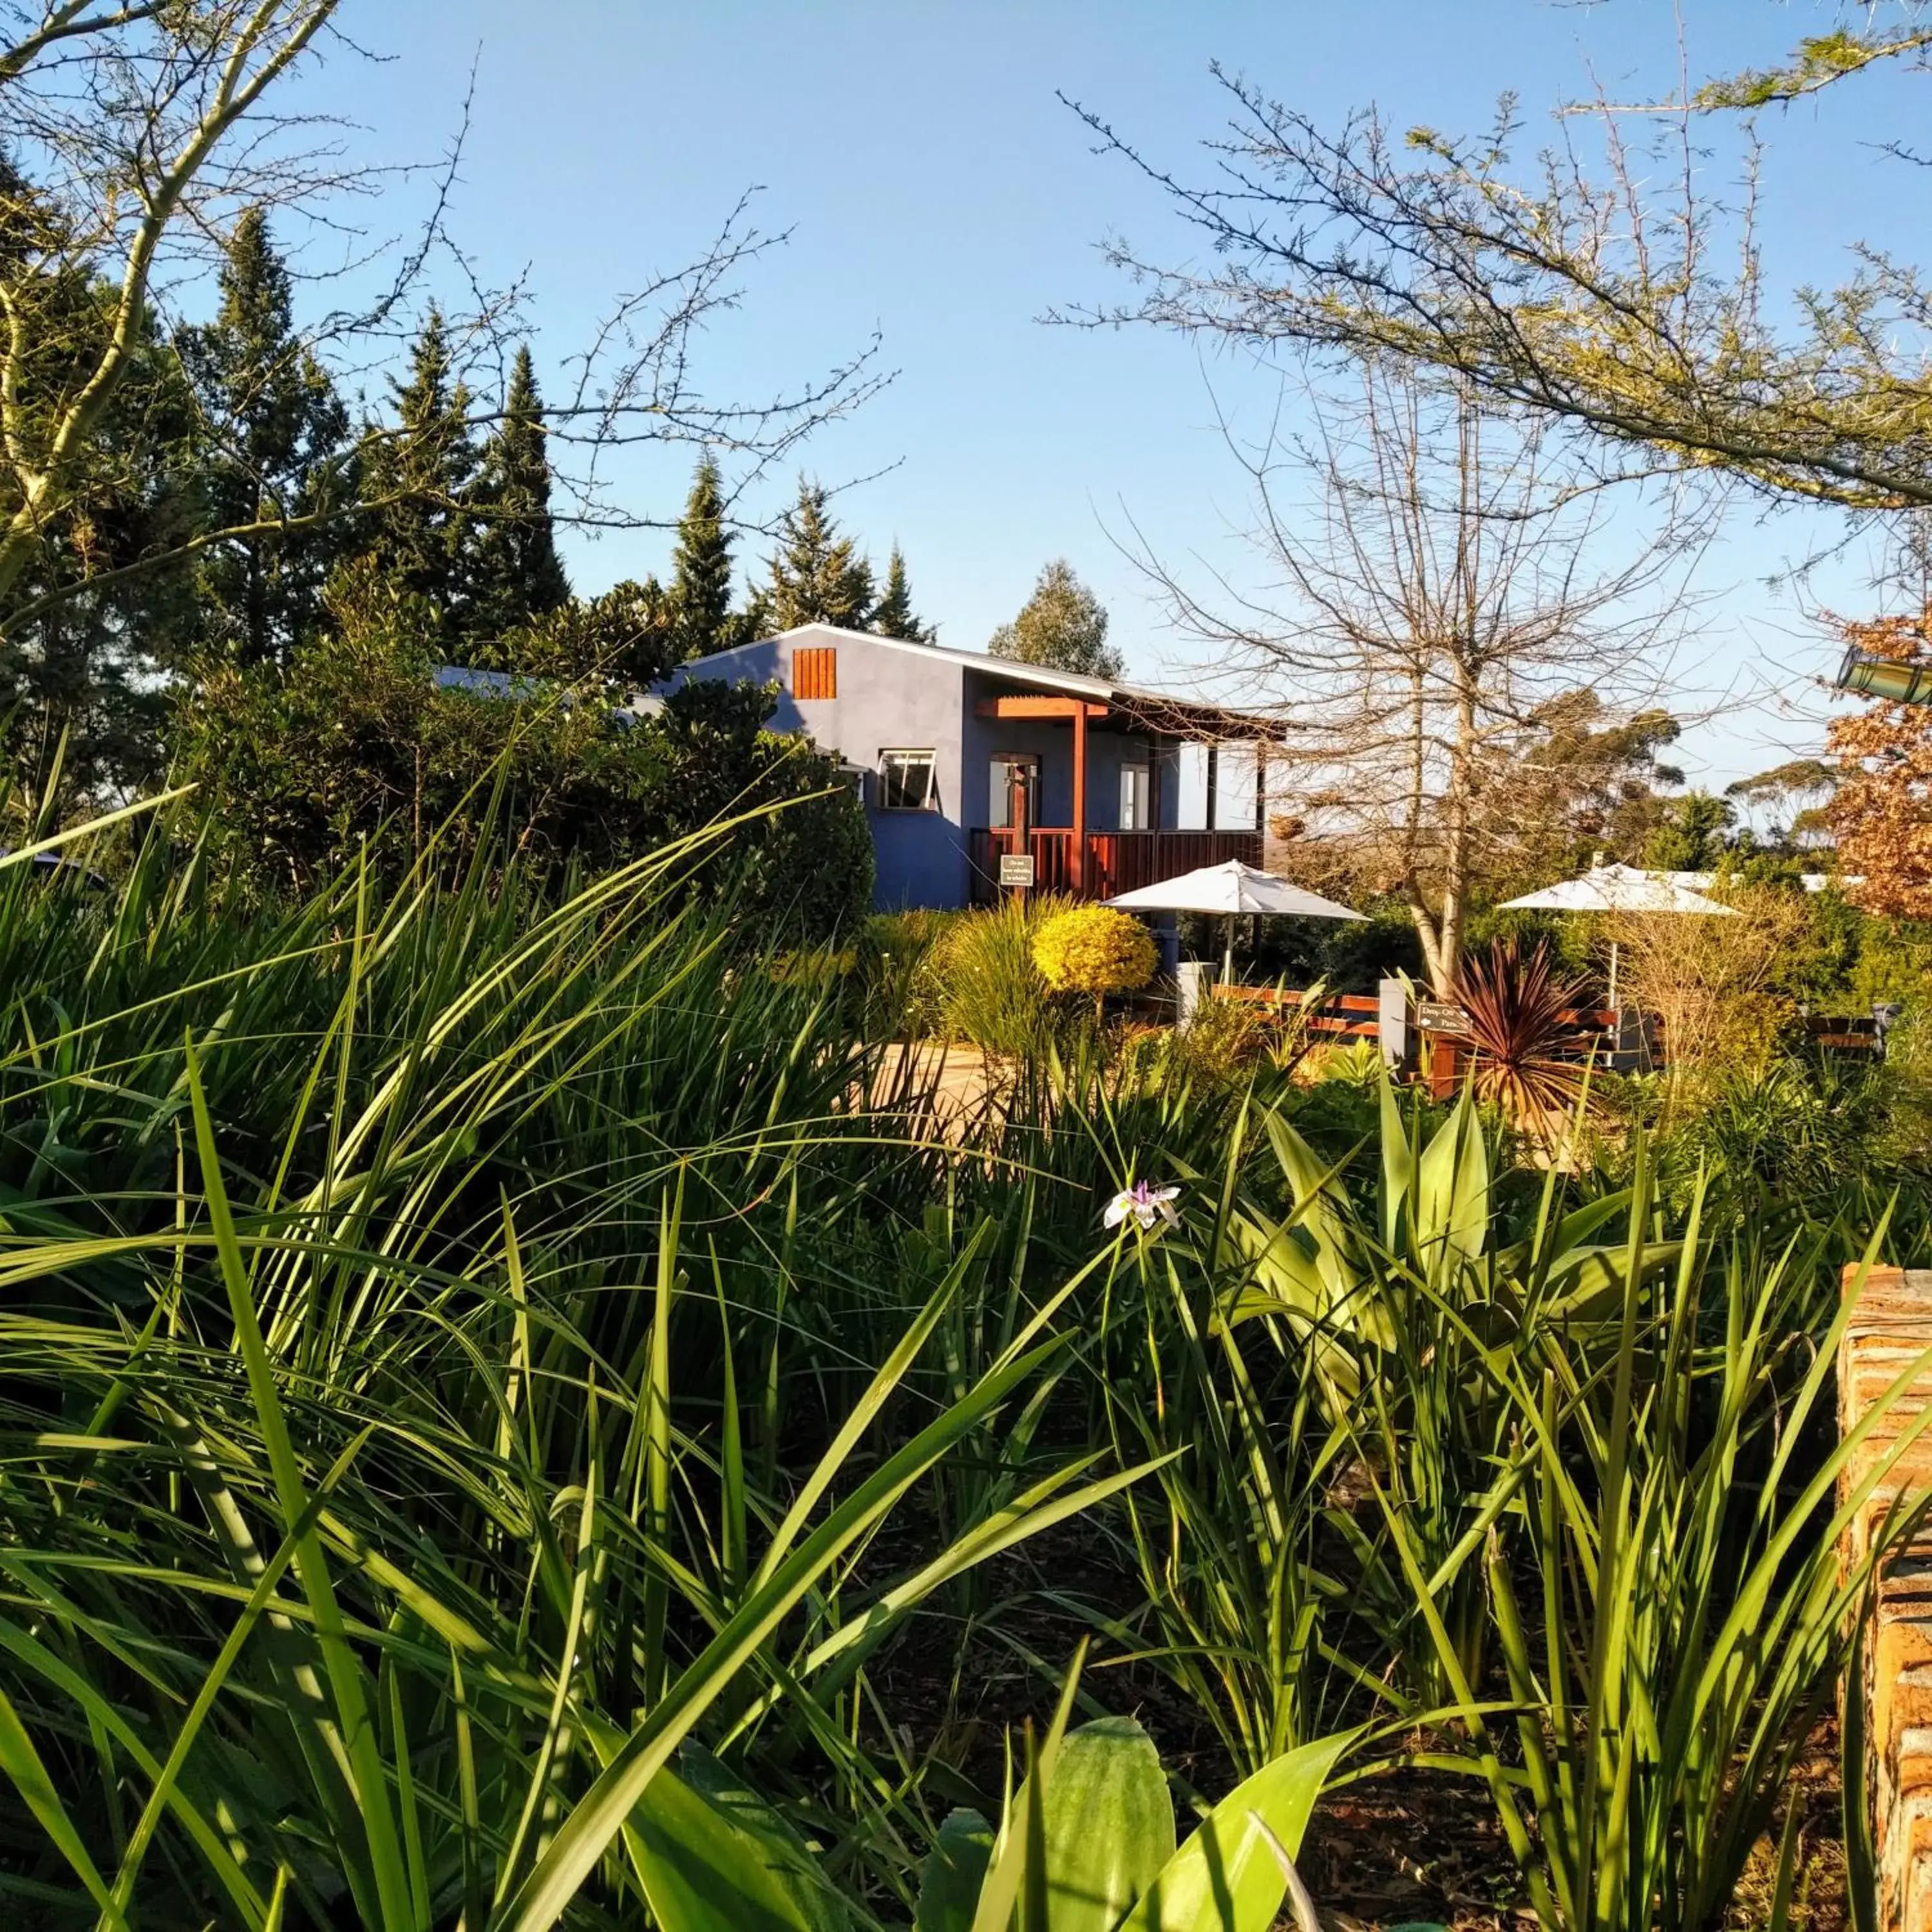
[967,828,1262,904]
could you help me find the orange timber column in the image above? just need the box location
[1071,704,1088,894]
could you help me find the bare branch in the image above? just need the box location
[1117,362,1708,991]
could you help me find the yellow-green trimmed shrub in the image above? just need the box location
[1032,905,1157,1010]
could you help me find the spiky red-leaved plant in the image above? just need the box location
[1450,936,1593,1126]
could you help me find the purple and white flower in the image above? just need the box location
[1104,1180,1181,1232]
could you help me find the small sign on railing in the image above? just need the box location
[1414,999,1471,1034]
[998,853,1036,888]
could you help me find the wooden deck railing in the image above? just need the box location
[1211,985,1381,1043]
[1209,986,1886,1095]
[967,827,1262,904]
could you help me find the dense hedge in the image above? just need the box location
[171,583,873,939]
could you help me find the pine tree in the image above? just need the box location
[469,345,570,639]
[737,582,775,644]
[989,560,1121,679]
[868,544,931,641]
[358,306,481,652]
[1,157,201,799]
[182,207,350,666]
[668,453,737,658]
[765,478,873,630]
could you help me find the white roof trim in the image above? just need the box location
[683,623,1256,718]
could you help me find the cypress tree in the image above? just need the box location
[736,582,775,644]
[182,207,350,666]
[469,344,570,639]
[765,478,873,630]
[358,306,481,650]
[668,453,736,658]
[868,544,931,642]
[1,156,200,798]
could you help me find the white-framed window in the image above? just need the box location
[1120,762,1151,831]
[878,748,938,811]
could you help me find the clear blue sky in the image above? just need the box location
[283,1,1924,793]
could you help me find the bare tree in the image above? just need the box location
[0,3,888,640]
[0,4,350,611]
[1137,365,1700,994]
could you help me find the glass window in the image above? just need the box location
[878,749,938,811]
[1120,762,1151,831]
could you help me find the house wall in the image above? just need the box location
[656,630,972,909]
[655,630,1249,910]
[958,671,1184,835]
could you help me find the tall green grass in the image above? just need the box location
[0,811,1155,1926]
[1,796,1927,1929]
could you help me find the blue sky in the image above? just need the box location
[283,2,1927,792]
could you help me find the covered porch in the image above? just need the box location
[963,685,1277,905]
[967,827,1261,904]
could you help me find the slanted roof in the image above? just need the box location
[681,623,1285,741]
[433,663,664,723]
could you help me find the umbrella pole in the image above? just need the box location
[1608,938,1620,1010]
[1223,914,1235,984]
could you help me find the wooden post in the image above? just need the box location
[1839,1264,1932,1932]
[1071,706,1089,893]
[1010,773,1029,907]
[1147,735,1164,876]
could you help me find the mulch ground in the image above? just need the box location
[871,1573,1856,1930]
[1298,1721,1848,1930]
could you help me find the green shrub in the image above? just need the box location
[171,571,873,939]
[917,894,1070,1055]
[855,906,963,1034]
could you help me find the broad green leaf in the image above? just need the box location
[1414,1091,1488,1273]
[1036,1717,1175,1932]
[1377,1068,1413,1250]
[915,1810,994,1932]
[1118,1732,1351,1932]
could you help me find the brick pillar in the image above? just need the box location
[1842,1265,1932,1932]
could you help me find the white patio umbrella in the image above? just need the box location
[1107,859,1367,980]
[1499,862,1735,1007]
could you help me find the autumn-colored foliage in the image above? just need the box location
[1828,610,1932,917]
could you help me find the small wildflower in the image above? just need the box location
[1104,1180,1181,1232]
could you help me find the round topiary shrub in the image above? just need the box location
[1032,905,1157,1016]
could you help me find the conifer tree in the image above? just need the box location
[765,478,873,630]
[737,582,775,644]
[469,345,570,639]
[989,559,1121,678]
[668,453,737,658]
[868,544,931,641]
[1,156,200,799]
[357,306,482,652]
[182,207,350,666]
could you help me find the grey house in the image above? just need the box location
[653,623,1282,911]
